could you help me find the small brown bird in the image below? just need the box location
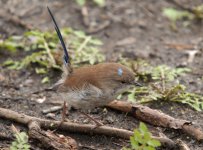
[47,7,141,125]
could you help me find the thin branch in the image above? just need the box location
[107,100,203,141]
[176,139,190,150]
[0,107,175,148]
[28,121,78,150]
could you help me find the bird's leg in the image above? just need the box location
[79,111,103,127]
[61,101,68,123]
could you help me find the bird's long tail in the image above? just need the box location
[47,6,72,75]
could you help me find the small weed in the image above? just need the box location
[75,0,105,7]
[123,122,161,150]
[163,4,203,29]
[1,28,105,83]
[119,59,203,111]
[0,36,24,53]
[10,132,30,150]
[10,125,30,150]
[151,65,191,82]
[163,8,193,29]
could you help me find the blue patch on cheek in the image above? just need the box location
[118,68,123,76]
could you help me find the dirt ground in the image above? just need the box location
[0,0,203,149]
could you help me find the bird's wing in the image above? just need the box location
[80,83,104,101]
[58,82,104,101]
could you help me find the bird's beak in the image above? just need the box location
[134,81,142,87]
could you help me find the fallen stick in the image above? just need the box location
[176,139,190,150]
[107,100,203,141]
[0,107,175,148]
[42,99,203,141]
[28,121,78,150]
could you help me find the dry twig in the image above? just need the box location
[107,100,203,141]
[176,139,190,150]
[0,107,175,148]
[28,121,78,150]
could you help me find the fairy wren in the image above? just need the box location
[47,7,141,111]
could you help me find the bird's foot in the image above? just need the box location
[80,111,103,128]
[92,122,104,129]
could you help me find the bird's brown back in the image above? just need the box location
[60,62,135,91]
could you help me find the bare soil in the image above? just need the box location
[0,0,203,149]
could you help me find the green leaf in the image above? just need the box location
[127,92,135,102]
[163,8,194,22]
[25,30,43,36]
[93,0,105,7]
[23,144,30,149]
[147,139,161,147]
[139,122,148,134]
[89,39,103,45]
[41,77,50,84]
[135,130,146,144]
[3,59,20,70]
[20,132,29,142]
[35,68,47,74]
[76,0,86,6]
[124,122,161,149]
[144,146,155,150]
[133,129,142,141]
[130,136,139,149]
[48,42,57,48]
[0,42,17,52]
[89,57,96,65]
[74,30,86,38]
[175,68,191,75]
[3,59,15,66]
[143,132,151,141]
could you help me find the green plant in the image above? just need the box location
[151,65,191,82]
[119,61,203,111]
[163,8,194,21]
[163,4,203,29]
[10,131,30,150]
[163,7,193,30]
[0,36,23,53]
[172,91,203,111]
[75,0,105,7]
[1,28,105,83]
[123,122,161,150]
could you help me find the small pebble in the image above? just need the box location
[46,113,56,119]
[83,119,90,124]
